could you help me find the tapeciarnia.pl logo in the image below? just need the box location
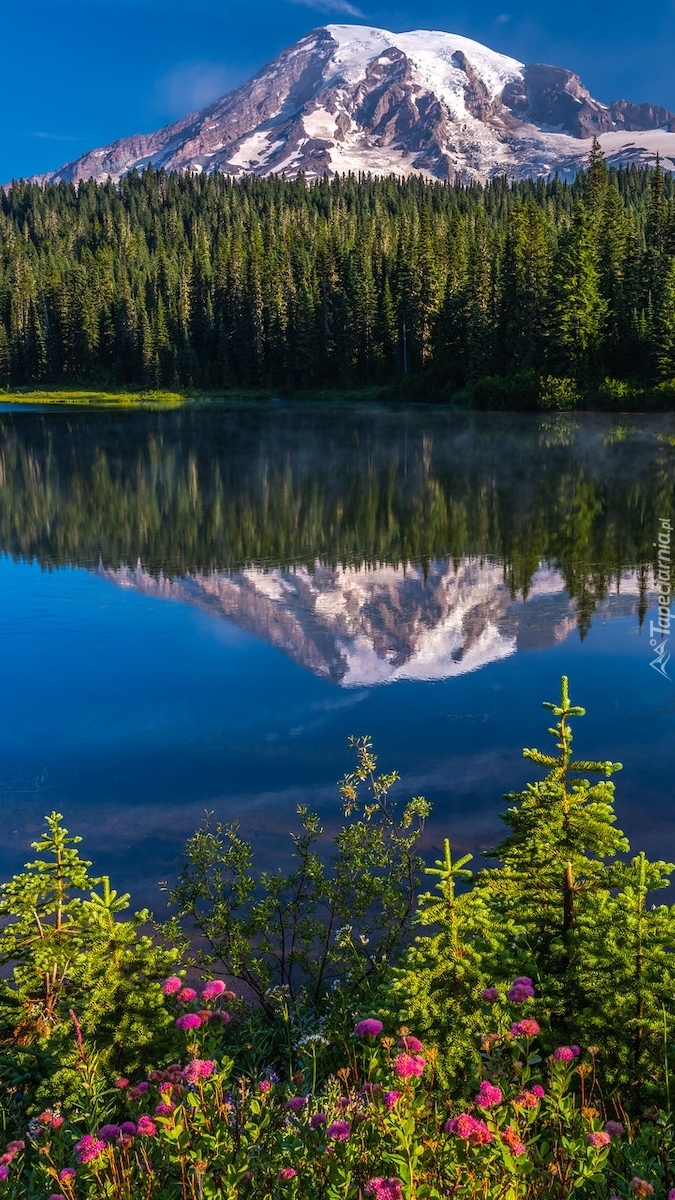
[649,517,673,680]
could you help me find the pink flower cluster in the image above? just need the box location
[481,986,499,1002]
[514,1085,544,1109]
[365,1178,404,1200]
[0,1140,25,1179]
[183,1059,215,1084]
[507,976,535,1004]
[445,1114,493,1145]
[394,1053,425,1079]
[397,1035,423,1052]
[511,1019,540,1038]
[383,1090,401,1111]
[286,1096,307,1113]
[355,1018,383,1037]
[326,1120,351,1141]
[162,975,232,1032]
[74,1134,107,1164]
[39,1110,64,1130]
[475,1081,502,1108]
[553,1045,580,1062]
[588,1131,611,1148]
[278,1167,297,1181]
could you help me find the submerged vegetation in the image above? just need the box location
[1,150,675,405]
[2,681,675,1196]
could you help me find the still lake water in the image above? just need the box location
[1,403,674,907]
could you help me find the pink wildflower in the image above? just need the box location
[177,987,197,1004]
[120,1122,137,1137]
[383,1089,402,1110]
[208,1009,230,1022]
[183,1059,215,1083]
[529,1084,545,1098]
[397,1035,423,1052]
[136,1116,157,1136]
[286,1096,307,1113]
[0,1167,8,1182]
[201,979,226,1001]
[59,1168,77,1181]
[162,976,183,995]
[445,1114,493,1145]
[310,1113,327,1129]
[258,1080,272,1093]
[365,1179,404,1200]
[48,1194,66,1200]
[394,1052,425,1078]
[74,1135,106,1164]
[554,1046,576,1062]
[588,1131,611,1148]
[278,1168,297,1181]
[507,977,535,1004]
[475,1080,503,1108]
[515,1091,539,1109]
[570,1045,581,1055]
[327,1120,351,1140]
[355,1018,384,1037]
[6,1143,24,1155]
[114,1077,129,1089]
[481,987,499,1001]
[511,1019,540,1038]
[175,1013,202,1031]
[605,1121,624,1138]
[155,1101,175,1116]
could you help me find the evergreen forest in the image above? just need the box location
[2,146,675,404]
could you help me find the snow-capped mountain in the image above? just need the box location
[29,25,675,186]
[97,558,653,688]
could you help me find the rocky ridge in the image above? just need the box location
[27,25,675,187]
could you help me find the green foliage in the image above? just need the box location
[389,840,510,1088]
[393,678,675,1102]
[0,813,184,1111]
[538,375,581,411]
[169,736,430,1071]
[1,153,674,398]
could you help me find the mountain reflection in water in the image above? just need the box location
[1,404,674,905]
[98,558,652,686]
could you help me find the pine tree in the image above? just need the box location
[0,814,183,1108]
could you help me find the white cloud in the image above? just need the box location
[31,132,83,141]
[287,0,365,17]
[151,61,245,119]
[495,13,513,22]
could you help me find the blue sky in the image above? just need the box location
[3,0,675,182]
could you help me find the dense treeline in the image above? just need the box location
[1,149,675,398]
[1,408,673,633]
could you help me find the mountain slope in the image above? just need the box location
[28,25,675,186]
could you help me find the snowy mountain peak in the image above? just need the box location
[25,24,675,188]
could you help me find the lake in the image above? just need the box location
[1,403,674,909]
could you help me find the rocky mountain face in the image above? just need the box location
[98,559,651,688]
[28,25,675,187]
